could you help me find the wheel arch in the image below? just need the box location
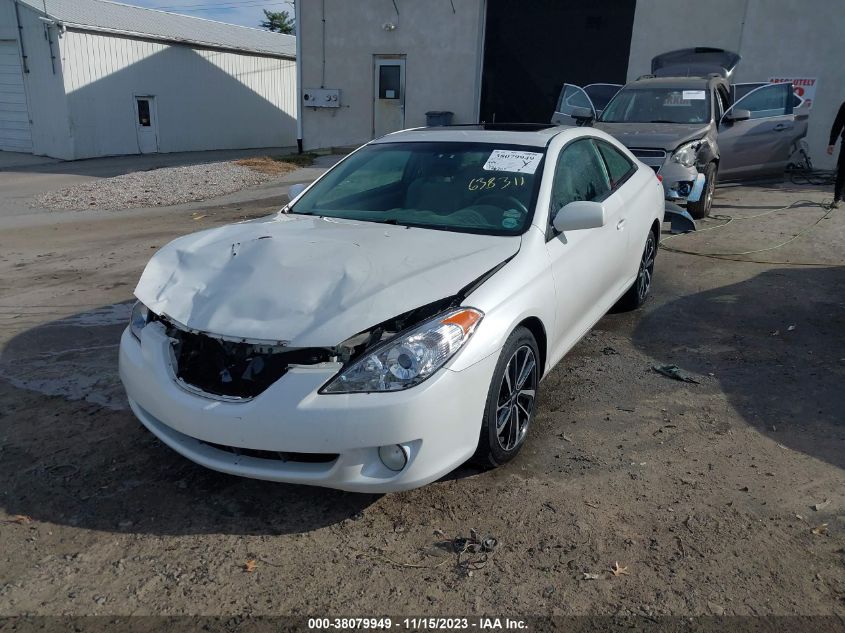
[515,316,547,378]
[651,218,661,242]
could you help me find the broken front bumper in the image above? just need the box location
[663,202,696,233]
[631,150,705,204]
[118,322,497,493]
[660,161,705,203]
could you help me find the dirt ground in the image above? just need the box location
[0,177,844,621]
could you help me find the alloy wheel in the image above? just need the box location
[637,234,656,302]
[704,175,715,212]
[495,345,538,452]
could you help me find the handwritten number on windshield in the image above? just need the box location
[468,175,526,191]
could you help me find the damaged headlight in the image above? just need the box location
[671,140,704,168]
[129,300,151,341]
[322,308,483,393]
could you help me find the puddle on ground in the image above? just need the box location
[0,302,132,410]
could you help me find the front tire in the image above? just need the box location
[615,229,657,312]
[687,162,717,219]
[473,327,540,467]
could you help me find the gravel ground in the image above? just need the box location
[2,182,844,620]
[34,162,273,211]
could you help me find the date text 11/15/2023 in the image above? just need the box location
[307,617,529,630]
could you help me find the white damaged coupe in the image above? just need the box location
[119,124,664,492]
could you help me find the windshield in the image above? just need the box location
[599,87,711,124]
[289,142,545,235]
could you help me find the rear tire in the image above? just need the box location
[614,229,657,312]
[687,162,717,219]
[473,326,540,467]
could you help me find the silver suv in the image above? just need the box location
[552,48,809,218]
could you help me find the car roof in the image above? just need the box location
[629,76,726,90]
[371,124,568,148]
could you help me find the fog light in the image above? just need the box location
[378,444,408,472]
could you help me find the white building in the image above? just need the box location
[297,0,845,169]
[0,0,297,159]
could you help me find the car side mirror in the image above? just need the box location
[725,108,751,123]
[288,183,307,200]
[552,200,606,233]
[569,106,594,122]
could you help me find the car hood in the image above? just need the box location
[593,122,710,151]
[134,213,520,346]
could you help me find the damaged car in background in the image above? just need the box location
[120,124,664,492]
[553,48,810,218]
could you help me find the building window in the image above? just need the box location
[378,65,401,100]
[137,99,151,127]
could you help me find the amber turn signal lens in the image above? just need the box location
[440,309,483,335]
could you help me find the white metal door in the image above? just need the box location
[134,96,159,154]
[373,57,405,137]
[0,40,33,153]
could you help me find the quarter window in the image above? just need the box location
[550,139,611,219]
[596,140,634,188]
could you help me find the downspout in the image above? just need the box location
[737,0,751,57]
[320,0,326,88]
[295,0,303,153]
[42,23,56,74]
[13,1,30,73]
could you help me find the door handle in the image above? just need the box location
[773,123,792,131]
[616,219,626,231]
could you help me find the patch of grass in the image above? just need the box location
[235,153,317,175]
[275,152,318,167]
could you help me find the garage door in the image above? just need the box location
[0,40,32,153]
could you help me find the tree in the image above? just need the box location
[260,9,295,34]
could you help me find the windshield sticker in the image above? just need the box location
[501,217,519,229]
[682,90,706,100]
[483,150,543,174]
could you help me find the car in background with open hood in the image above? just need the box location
[552,48,810,219]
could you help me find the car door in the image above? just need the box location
[595,139,644,283]
[717,83,795,180]
[544,138,627,364]
[732,82,810,152]
[583,83,623,118]
[551,84,596,126]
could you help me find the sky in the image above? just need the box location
[120,0,295,30]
